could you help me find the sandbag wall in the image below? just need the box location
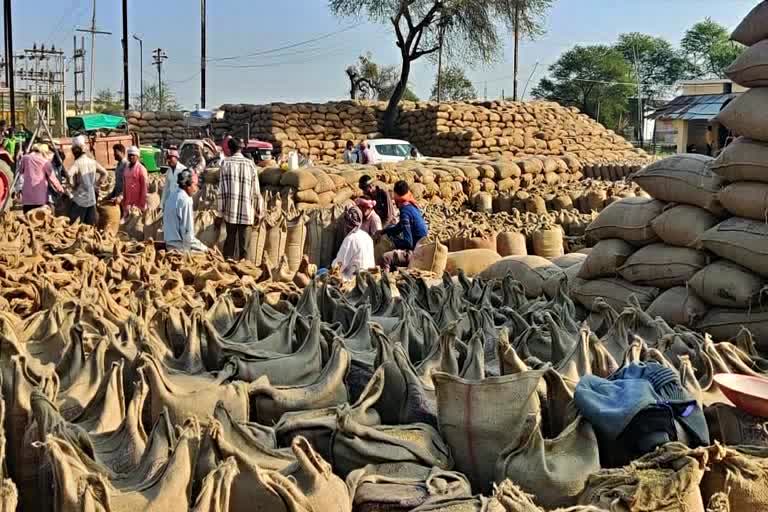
[126,110,190,146]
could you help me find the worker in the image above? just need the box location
[359,175,396,227]
[164,169,208,253]
[3,127,18,161]
[355,197,382,238]
[107,143,128,202]
[216,137,264,260]
[332,205,375,280]
[66,135,107,226]
[160,148,189,210]
[380,180,428,271]
[409,146,419,159]
[359,141,373,164]
[121,146,148,214]
[705,125,714,156]
[343,140,359,164]
[14,144,66,213]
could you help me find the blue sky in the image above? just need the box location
[9,0,759,109]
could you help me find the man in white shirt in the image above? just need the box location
[164,169,208,253]
[66,135,107,225]
[343,140,359,164]
[332,205,375,280]
[161,149,189,209]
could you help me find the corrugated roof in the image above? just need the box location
[648,93,739,120]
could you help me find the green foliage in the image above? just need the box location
[493,0,554,40]
[94,89,123,113]
[615,32,694,100]
[431,65,477,101]
[345,54,419,102]
[132,82,181,112]
[532,45,633,130]
[681,18,744,78]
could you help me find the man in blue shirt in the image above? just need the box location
[380,180,428,271]
[164,169,208,253]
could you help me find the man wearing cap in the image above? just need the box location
[65,136,107,225]
[164,169,208,253]
[160,148,190,210]
[358,175,395,228]
[14,144,67,213]
[121,146,148,214]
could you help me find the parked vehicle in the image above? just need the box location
[242,140,274,166]
[59,114,136,170]
[366,139,422,163]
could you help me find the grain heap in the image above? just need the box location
[126,111,189,146]
[3,198,768,510]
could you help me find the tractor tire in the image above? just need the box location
[0,160,12,208]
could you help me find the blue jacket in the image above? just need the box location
[384,203,428,251]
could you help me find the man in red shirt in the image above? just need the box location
[117,146,148,216]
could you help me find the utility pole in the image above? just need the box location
[5,0,15,127]
[484,82,487,101]
[152,48,167,111]
[632,45,643,148]
[73,36,86,115]
[121,0,129,111]
[133,35,143,110]
[76,0,111,112]
[513,1,520,101]
[200,0,206,109]
[436,21,446,103]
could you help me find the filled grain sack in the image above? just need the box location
[716,88,768,142]
[478,255,564,297]
[280,170,318,191]
[445,249,501,277]
[718,182,768,221]
[726,39,768,87]
[618,244,709,288]
[263,211,288,269]
[646,286,708,327]
[96,202,120,235]
[433,370,545,492]
[585,197,664,246]
[577,239,635,280]
[465,233,497,251]
[651,204,719,248]
[543,262,586,299]
[698,217,768,277]
[697,308,768,348]
[632,155,724,215]
[497,232,527,257]
[285,213,308,272]
[731,1,768,46]
[259,167,283,186]
[571,278,660,312]
[578,443,708,512]
[409,241,449,277]
[551,253,587,269]
[532,226,564,258]
[710,137,768,183]
[701,445,768,511]
[689,260,766,308]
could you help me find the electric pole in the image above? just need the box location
[512,2,520,101]
[152,48,167,111]
[121,0,129,111]
[76,0,111,113]
[200,0,206,109]
[133,34,143,111]
[4,0,15,127]
[73,36,86,115]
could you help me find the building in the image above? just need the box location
[649,79,747,155]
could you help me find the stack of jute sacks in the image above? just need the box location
[126,111,187,146]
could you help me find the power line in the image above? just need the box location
[211,46,350,69]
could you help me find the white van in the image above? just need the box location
[366,139,422,163]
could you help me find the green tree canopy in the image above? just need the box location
[345,54,419,102]
[94,89,123,113]
[682,18,744,78]
[615,32,694,100]
[132,82,181,112]
[532,45,633,130]
[431,65,477,101]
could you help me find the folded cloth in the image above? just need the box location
[575,362,709,451]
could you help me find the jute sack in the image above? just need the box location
[495,418,600,510]
[445,249,501,277]
[577,239,634,280]
[375,236,396,267]
[263,212,288,268]
[465,233,497,251]
[698,217,768,277]
[578,443,708,512]
[632,154,724,215]
[433,370,545,493]
[285,213,308,272]
[280,170,318,190]
[689,260,766,308]
[697,308,768,350]
[731,1,768,46]
[409,241,449,277]
[726,39,768,87]
[497,232,527,257]
[701,445,768,511]
[719,182,768,221]
[551,253,587,269]
[571,278,660,312]
[716,89,768,142]
[651,204,719,248]
[710,137,768,183]
[532,226,564,258]
[585,197,664,246]
[646,286,708,327]
[478,256,564,297]
[543,262,587,299]
[246,217,268,266]
[96,202,120,235]
[618,243,709,288]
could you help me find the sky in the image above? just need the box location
[6,0,760,110]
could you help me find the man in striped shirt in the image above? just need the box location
[216,137,263,260]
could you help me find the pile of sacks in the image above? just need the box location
[397,100,650,163]
[126,110,188,146]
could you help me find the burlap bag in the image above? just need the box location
[280,169,318,190]
[726,39,768,87]
[716,89,768,142]
[701,445,768,511]
[478,256,563,297]
[689,260,766,308]
[543,262,586,300]
[618,243,709,288]
[577,239,634,280]
[718,182,768,221]
[556,328,619,383]
[578,443,708,512]
[710,137,768,183]
[433,370,544,492]
[97,202,121,235]
[732,1,768,45]
[497,232,527,257]
[191,457,239,512]
[532,226,564,258]
[571,278,659,313]
[646,286,708,327]
[409,241,449,277]
[446,249,501,277]
[0,396,17,512]
[552,253,587,269]
[651,204,719,248]
[699,217,768,277]
[585,197,664,246]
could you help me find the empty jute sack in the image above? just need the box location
[578,442,708,512]
[715,88,768,143]
[585,197,664,246]
[710,137,768,183]
[701,444,768,511]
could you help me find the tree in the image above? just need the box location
[330,0,503,134]
[345,54,419,101]
[615,33,694,100]
[94,89,123,113]
[132,82,181,111]
[532,45,633,130]
[493,0,554,101]
[430,65,476,101]
[681,18,744,78]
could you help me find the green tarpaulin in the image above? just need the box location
[67,114,127,133]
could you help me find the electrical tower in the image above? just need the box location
[73,37,86,115]
[152,48,168,111]
[76,0,111,112]
[15,43,66,134]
